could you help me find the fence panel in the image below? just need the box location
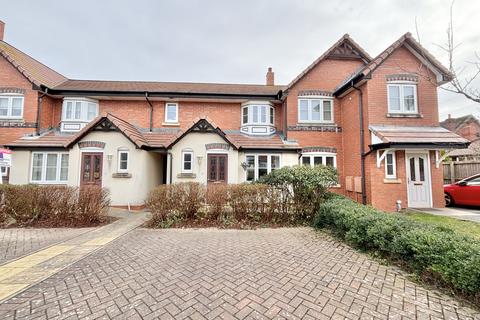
[443,161,480,184]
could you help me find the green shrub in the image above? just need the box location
[0,184,109,227]
[260,165,338,220]
[314,195,480,298]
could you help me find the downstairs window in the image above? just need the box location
[245,154,281,182]
[31,152,69,183]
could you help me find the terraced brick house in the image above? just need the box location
[0,20,469,210]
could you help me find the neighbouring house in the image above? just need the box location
[0,20,469,211]
[441,114,480,161]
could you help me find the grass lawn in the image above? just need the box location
[405,210,480,239]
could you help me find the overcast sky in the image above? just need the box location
[1,0,479,120]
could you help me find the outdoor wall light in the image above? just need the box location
[107,154,113,166]
[197,155,203,165]
[241,161,249,171]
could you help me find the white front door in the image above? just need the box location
[406,152,432,208]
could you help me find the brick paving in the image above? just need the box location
[0,227,478,319]
[0,228,94,265]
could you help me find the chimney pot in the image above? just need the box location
[0,21,4,41]
[266,67,274,86]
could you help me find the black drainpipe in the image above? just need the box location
[36,88,48,135]
[145,92,153,132]
[168,152,173,184]
[352,82,367,205]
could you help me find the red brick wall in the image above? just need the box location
[100,100,282,132]
[456,121,480,141]
[39,95,62,131]
[366,46,439,126]
[0,56,38,145]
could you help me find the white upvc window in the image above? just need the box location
[242,104,274,125]
[385,151,397,179]
[301,153,337,168]
[298,97,333,123]
[62,98,99,121]
[118,150,129,173]
[387,83,418,113]
[31,152,69,184]
[1,166,7,177]
[182,150,193,173]
[0,94,24,119]
[245,154,281,182]
[165,103,179,123]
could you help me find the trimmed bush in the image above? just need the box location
[314,195,480,299]
[260,165,338,220]
[0,185,110,227]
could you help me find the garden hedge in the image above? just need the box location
[314,195,480,299]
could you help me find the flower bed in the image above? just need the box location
[0,185,111,227]
[314,194,480,302]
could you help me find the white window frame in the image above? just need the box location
[387,83,418,114]
[165,103,179,123]
[301,152,337,168]
[241,104,274,125]
[62,98,99,122]
[384,151,397,179]
[0,94,24,119]
[30,152,69,184]
[182,150,193,173]
[117,150,129,173]
[245,154,281,182]
[297,97,334,124]
[1,166,7,177]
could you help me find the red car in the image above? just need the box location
[444,173,480,206]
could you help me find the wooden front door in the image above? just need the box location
[81,153,103,186]
[207,154,228,183]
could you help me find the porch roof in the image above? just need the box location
[369,125,470,150]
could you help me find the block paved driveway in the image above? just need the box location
[0,228,94,265]
[0,227,478,319]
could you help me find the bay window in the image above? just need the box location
[241,102,275,135]
[387,84,417,113]
[31,152,69,183]
[0,94,24,119]
[245,154,281,182]
[301,153,336,168]
[61,98,99,132]
[298,97,333,123]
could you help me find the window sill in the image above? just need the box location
[383,178,402,184]
[177,172,196,179]
[0,118,23,122]
[386,113,423,118]
[162,122,180,127]
[330,184,342,188]
[112,172,132,178]
[297,122,335,126]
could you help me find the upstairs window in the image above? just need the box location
[298,98,333,123]
[62,98,99,122]
[0,94,24,119]
[387,84,417,114]
[165,103,178,123]
[242,104,274,125]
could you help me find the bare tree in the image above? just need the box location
[435,1,480,103]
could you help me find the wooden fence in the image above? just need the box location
[443,160,480,184]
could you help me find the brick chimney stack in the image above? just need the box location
[0,21,5,41]
[266,67,274,86]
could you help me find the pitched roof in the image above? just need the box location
[52,79,285,96]
[447,139,480,157]
[287,34,372,90]
[0,41,67,88]
[440,114,480,131]
[369,125,469,149]
[335,33,454,95]
[7,114,298,150]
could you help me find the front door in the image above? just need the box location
[207,154,227,183]
[81,153,103,186]
[406,152,431,207]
